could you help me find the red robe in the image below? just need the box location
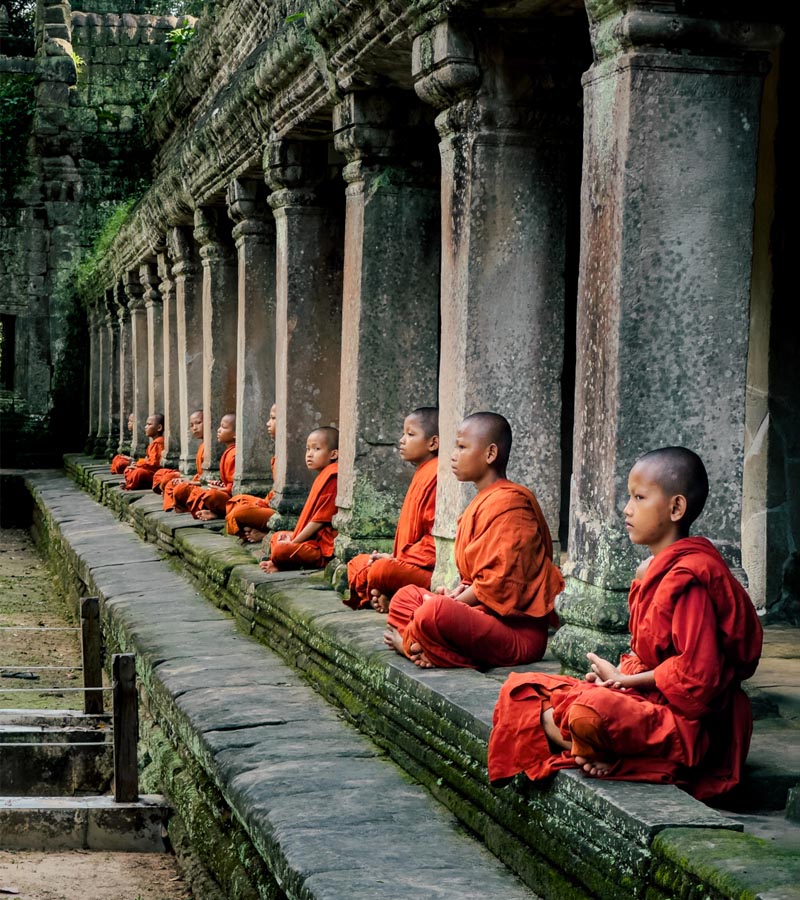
[185,443,236,518]
[387,479,564,668]
[156,443,204,511]
[110,454,131,474]
[345,456,438,609]
[487,537,763,801]
[225,457,277,537]
[122,437,164,490]
[268,463,337,570]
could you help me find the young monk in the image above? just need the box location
[488,447,763,802]
[152,410,204,511]
[110,413,134,474]
[345,407,439,612]
[178,413,236,520]
[384,412,564,669]
[259,426,338,573]
[225,404,277,542]
[122,414,165,490]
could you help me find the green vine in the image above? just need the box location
[74,195,139,301]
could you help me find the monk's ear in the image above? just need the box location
[428,435,439,453]
[486,442,498,465]
[330,448,339,461]
[669,494,687,524]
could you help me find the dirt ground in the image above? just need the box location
[0,851,192,899]
[0,528,194,900]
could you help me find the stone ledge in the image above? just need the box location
[23,467,541,900]
[48,455,792,900]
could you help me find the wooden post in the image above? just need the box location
[80,596,103,715]
[112,653,139,803]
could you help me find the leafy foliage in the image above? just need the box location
[0,74,35,207]
[165,18,196,61]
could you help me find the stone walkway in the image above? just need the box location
[10,464,800,900]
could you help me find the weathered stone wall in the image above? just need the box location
[4,0,796,642]
[0,0,180,462]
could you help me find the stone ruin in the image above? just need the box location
[0,0,796,666]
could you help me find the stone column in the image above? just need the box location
[412,20,582,581]
[194,205,238,478]
[227,178,276,496]
[550,3,782,672]
[85,303,101,454]
[114,283,131,456]
[332,92,440,561]
[125,272,148,459]
[168,225,203,474]
[101,290,120,458]
[266,139,344,516]
[158,249,181,469]
[141,262,164,418]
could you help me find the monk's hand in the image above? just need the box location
[368,551,392,564]
[206,479,224,489]
[586,652,623,688]
[276,532,292,543]
[447,582,468,600]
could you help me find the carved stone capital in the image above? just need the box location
[166,226,196,280]
[194,206,234,262]
[139,262,161,307]
[124,272,146,312]
[412,20,480,112]
[583,1,783,63]
[332,92,399,164]
[264,139,327,195]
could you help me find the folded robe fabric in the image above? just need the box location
[487,537,763,801]
[157,442,204,510]
[122,437,164,490]
[345,456,438,609]
[225,456,277,536]
[268,462,337,569]
[110,454,131,474]
[186,443,236,518]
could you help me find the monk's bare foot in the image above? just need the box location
[574,755,615,777]
[259,560,279,574]
[383,625,404,654]
[412,649,435,668]
[370,590,390,614]
[196,510,219,521]
[242,527,267,543]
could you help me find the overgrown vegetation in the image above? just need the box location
[0,73,35,208]
[74,194,142,299]
[0,0,34,52]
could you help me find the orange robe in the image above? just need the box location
[122,437,164,490]
[225,457,277,537]
[268,463,337,570]
[185,443,236,518]
[155,443,204,511]
[387,478,563,669]
[487,537,763,801]
[110,454,131,474]
[345,456,438,609]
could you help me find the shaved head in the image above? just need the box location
[636,447,709,527]
[461,412,512,469]
[151,413,165,429]
[409,407,439,439]
[311,426,339,451]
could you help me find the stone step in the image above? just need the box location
[0,738,113,795]
[0,794,168,852]
[31,460,800,900]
